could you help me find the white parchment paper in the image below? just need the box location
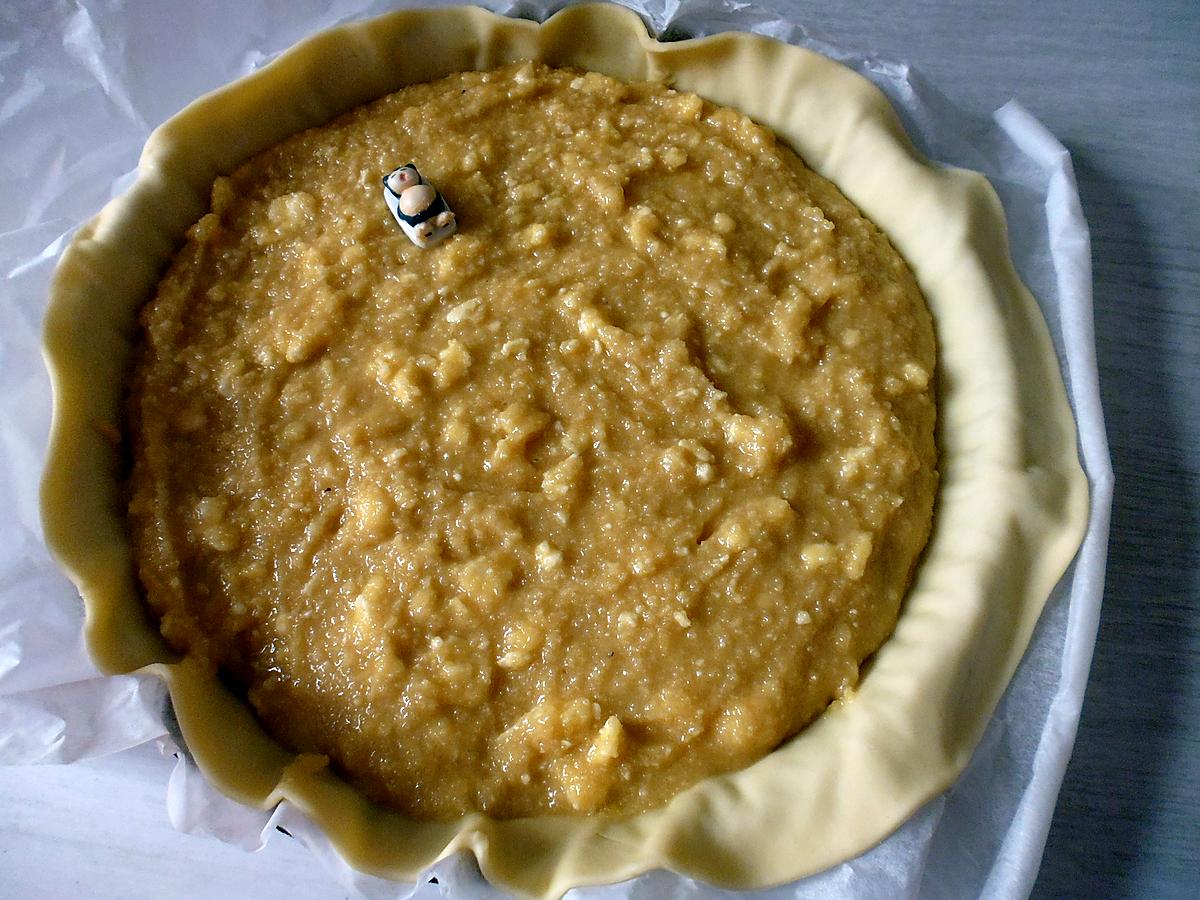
[0,1,1113,897]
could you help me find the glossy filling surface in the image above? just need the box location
[128,62,937,818]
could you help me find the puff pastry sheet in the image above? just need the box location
[40,4,1089,897]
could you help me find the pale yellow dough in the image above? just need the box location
[41,5,1088,897]
[127,62,936,819]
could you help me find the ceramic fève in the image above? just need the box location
[383,163,457,248]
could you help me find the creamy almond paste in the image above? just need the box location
[128,61,937,818]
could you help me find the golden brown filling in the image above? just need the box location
[128,61,936,818]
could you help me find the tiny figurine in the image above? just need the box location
[382,164,457,248]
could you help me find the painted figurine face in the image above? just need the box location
[385,164,421,195]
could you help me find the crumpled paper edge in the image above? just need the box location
[0,1,1111,898]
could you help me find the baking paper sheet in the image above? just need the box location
[0,0,1112,897]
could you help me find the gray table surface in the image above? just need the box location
[2,2,1197,898]
[798,2,1199,897]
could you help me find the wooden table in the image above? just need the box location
[1,2,1196,897]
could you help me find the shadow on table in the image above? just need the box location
[1031,150,1200,898]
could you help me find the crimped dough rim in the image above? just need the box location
[40,5,1088,898]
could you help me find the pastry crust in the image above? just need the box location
[41,4,1089,896]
